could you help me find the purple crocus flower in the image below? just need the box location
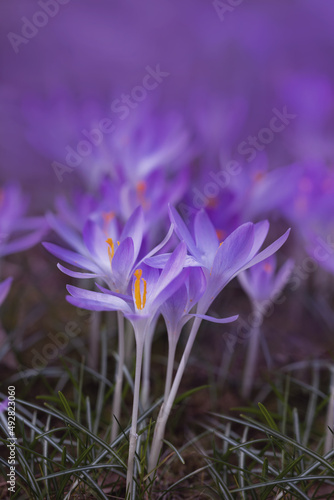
[148,208,291,470]
[148,206,291,315]
[66,243,188,335]
[238,254,294,399]
[238,255,294,306]
[43,205,145,294]
[0,277,13,306]
[0,183,47,257]
[66,242,188,489]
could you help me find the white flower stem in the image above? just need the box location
[111,311,125,443]
[164,335,177,403]
[241,306,263,399]
[148,316,202,474]
[126,336,144,497]
[141,332,153,411]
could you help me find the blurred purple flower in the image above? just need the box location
[0,183,47,257]
[238,254,294,305]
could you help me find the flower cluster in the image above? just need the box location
[44,192,290,492]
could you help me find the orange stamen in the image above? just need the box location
[134,269,147,310]
[106,238,115,265]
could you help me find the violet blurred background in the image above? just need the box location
[1,0,334,208]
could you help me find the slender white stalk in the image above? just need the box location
[126,337,144,497]
[148,316,202,474]
[111,311,125,443]
[125,320,135,367]
[164,335,177,403]
[241,306,262,399]
[141,316,159,410]
[141,332,153,411]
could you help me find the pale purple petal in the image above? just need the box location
[186,313,239,324]
[120,206,144,260]
[112,237,135,286]
[57,263,101,279]
[154,242,187,297]
[248,220,270,259]
[169,205,200,259]
[67,285,132,314]
[0,228,46,257]
[46,212,85,253]
[194,209,219,266]
[43,242,101,272]
[212,223,255,282]
[240,229,291,272]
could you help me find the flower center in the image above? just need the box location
[134,269,147,310]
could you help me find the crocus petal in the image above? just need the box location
[240,228,291,272]
[144,253,170,268]
[120,206,144,260]
[153,267,190,313]
[46,212,85,253]
[66,285,132,314]
[0,277,13,305]
[112,237,135,286]
[154,242,187,298]
[67,296,118,312]
[57,263,101,279]
[43,242,101,273]
[0,228,46,257]
[96,283,133,302]
[169,205,200,259]
[145,253,201,268]
[186,313,239,324]
[138,223,174,266]
[186,267,207,307]
[83,219,110,267]
[194,209,219,265]
[161,284,188,333]
[248,220,270,259]
[212,223,255,284]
